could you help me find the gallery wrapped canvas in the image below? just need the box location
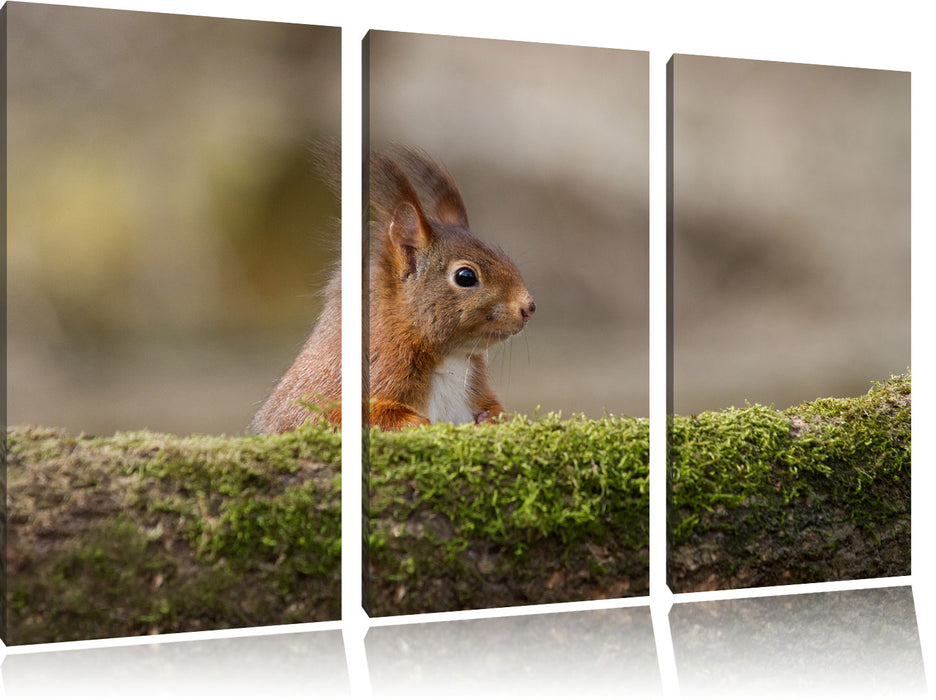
[3,2,341,644]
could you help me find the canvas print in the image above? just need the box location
[364,31,649,615]
[4,3,341,643]
[667,55,910,592]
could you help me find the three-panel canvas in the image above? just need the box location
[2,3,914,687]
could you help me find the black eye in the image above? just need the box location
[454,266,478,287]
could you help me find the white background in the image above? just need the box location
[3,0,932,697]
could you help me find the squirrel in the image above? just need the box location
[251,147,535,433]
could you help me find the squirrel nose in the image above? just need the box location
[520,299,536,323]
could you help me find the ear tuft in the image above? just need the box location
[393,147,470,228]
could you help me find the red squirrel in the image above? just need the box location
[251,147,535,433]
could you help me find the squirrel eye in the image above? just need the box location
[453,266,478,287]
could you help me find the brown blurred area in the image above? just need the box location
[671,55,910,414]
[366,32,650,419]
[6,4,340,435]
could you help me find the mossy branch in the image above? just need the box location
[366,413,651,615]
[5,426,341,644]
[668,373,911,593]
[6,376,906,637]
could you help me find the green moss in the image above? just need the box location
[367,413,650,613]
[9,518,233,641]
[205,480,342,595]
[6,423,341,643]
[668,373,911,545]
[371,413,649,548]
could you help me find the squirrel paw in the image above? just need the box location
[475,410,504,425]
[370,399,431,430]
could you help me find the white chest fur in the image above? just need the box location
[427,355,475,425]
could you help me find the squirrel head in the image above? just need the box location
[371,149,535,355]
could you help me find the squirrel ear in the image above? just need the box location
[391,148,470,229]
[388,202,431,277]
[436,197,469,229]
[389,201,431,249]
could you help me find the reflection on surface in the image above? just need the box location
[1,629,349,699]
[4,587,924,696]
[366,606,660,696]
[671,586,926,696]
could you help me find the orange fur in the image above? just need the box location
[252,148,534,433]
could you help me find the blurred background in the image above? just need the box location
[6,4,340,435]
[671,55,910,414]
[367,32,649,419]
